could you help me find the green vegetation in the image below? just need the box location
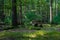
[0,0,60,40]
[0,30,60,40]
[0,0,60,28]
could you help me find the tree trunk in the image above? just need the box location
[55,0,58,16]
[19,0,24,26]
[12,0,18,27]
[0,0,4,22]
[50,0,53,23]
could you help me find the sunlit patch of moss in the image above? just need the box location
[29,39,32,40]
[0,32,5,37]
[24,33,37,38]
[23,30,47,38]
[0,31,7,38]
[34,30,47,36]
[43,24,51,28]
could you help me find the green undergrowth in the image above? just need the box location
[0,30,60,40]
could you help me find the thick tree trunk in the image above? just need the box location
[12,0,18,27]
[0,0,5,28]
[0,0,4,22]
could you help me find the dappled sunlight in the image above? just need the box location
[0,31,60,40]
[0,0,60,40]
[23,33,37,38]
[35,30,47,36]
[27,34,37,38]
[0,31,6,38]
[29,39,32,40]
[23,30,47,38]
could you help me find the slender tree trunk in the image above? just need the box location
[55,0,58,16]
[50,0,53,23]
[12,0,18,27]
[19,0,24,26]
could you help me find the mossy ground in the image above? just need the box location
[0,30,60,40]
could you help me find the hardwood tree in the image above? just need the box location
[0,0,5,22]
[12,0,18,27]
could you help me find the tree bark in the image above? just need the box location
[12,0,18,27]
[19,0,24,26]
[50,0,53,23]
[0,0,4,22]
[55,0,58,16]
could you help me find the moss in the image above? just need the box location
[0,30,60,40]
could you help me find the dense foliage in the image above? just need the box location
[0,0,60,28]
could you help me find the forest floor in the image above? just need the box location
[0,29,60,40]
[0,27,60,40]
[1,26,60,33]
